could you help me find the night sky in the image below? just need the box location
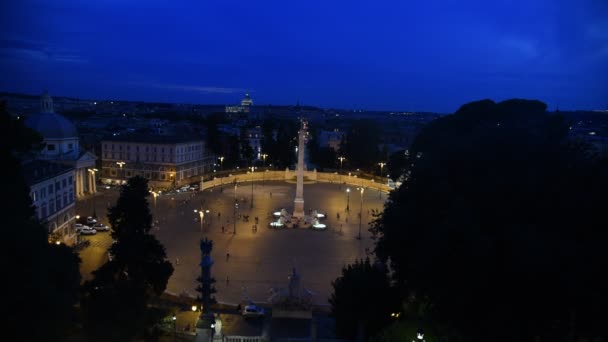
[1,0,607,112]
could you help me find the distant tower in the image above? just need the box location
[241,93,253,107]
[41,91,54,113]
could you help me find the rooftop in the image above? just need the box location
[102,133,204,144]
[23,159,73,185]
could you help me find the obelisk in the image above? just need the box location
[293,120,306,218]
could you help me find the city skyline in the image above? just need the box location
[1,0,607,112]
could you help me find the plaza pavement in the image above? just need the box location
[77,181,387,307]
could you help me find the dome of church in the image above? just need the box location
[25,112,78,139]
[24,92,78,139]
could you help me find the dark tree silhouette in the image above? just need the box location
[1,102,81,341]
[81,176,173,340]
[339,119,381,171]
[371,99,608,340]
[329,258,396,340]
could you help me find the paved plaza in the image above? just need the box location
[77,180,387,307]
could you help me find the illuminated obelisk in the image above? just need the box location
[292,120,306,218]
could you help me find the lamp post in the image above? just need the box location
[357,187,364,240]
[196,209,210,234]
[233,180,238,234]
[172,314,177,340]
[116,161,125,183]
[250,166,255,209]
[261,153,268,168]
[346,188,350,212]
[219,156,224,171]
[338,156,345,174]
[378,162,386,179]
[151,191,158,209]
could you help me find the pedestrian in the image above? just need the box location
[270,192,272,197]
[222,226,225,233]
[176,257,180,265]
[226,276,230,285]
[226,252,230,261]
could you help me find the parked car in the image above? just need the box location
[92,223,110,232]
[86,216,97,224]
[75,223,90,232]
[79,227,97,235]
[241,304,265,317]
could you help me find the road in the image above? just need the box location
[77,181,387,306]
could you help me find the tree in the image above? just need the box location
[81,176,173,340]
[340,119,381,171]
[372,99,608,340]
[329,258,397,340]
[1,102,81,340]
[240,127,255,166]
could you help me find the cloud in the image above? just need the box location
[135,82,249,94]
[0,38,87,63]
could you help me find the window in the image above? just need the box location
[63,193,68,206]
[48,184,53,194]
[69,176,73,184]
[49,199,55,213]
[56,195,62,210]
[47,144,55,151]
[41,204,47,218]
[41,188,46,199]
[55,182,60,191]
[69,189,74,201]
[62,179,67,188]
[68,143,73,149]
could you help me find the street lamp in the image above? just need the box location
[378,162,386,179]
[116,161,125,183]
[261,153,268,168]
[357,187,365,240]
[218,156,224,171]
[196,209,210,234]
[346,188,350,212]
[249,166,255,208]
[233,180,238,234]
[338,156,346,174]
[150,191,158,209]
[172,314,177,339]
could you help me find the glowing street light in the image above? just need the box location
[357,187,365,240]
[218,156,224,171]
[250,166,255,208]
[116,161,125,183]
[346,188,350,212]
[197,209,210,234]
[338,156,346,174]
[233,180,238,234]
[261,153,268,168]
[378,162,386,179]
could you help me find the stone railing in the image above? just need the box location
[201,169,391,193]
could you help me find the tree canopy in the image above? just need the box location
[371,99,608,340]
[81,176,173,340]
[329,258,396,340]
[1,102,81,340]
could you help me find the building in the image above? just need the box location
[24,92,98,198]
[23,160,77,244]
[100,134,214,188]
[226,93,254,113]
[241,93,253,107]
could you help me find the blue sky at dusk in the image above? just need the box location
[1,0,607,112]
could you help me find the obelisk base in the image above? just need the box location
[293,198,305,218]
